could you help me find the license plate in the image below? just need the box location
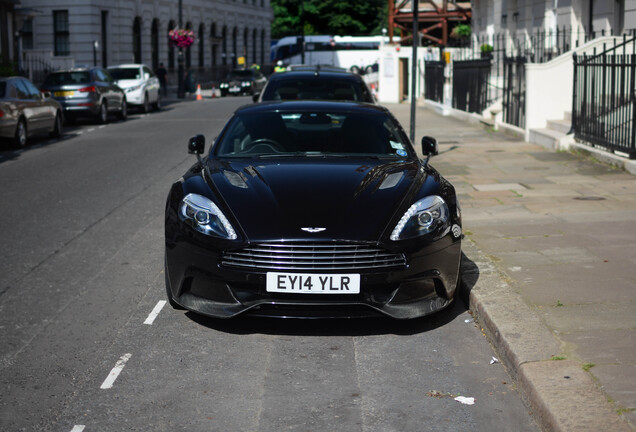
[54,90,75,97]
[266,272,360,294]
[229,86,240,92]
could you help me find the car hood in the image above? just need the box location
[205,158,439,242]
[115,79,144,88]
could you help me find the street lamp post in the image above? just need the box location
[409,0,419,143]
[93,40,99,66]
[177,0,185,99]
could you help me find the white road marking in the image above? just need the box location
[87,128,96,132]
[70,426,85,432]
[100,353,132,389]
[144,300,167,325]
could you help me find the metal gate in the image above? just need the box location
[424,61,445,103]
[503,56,526,128]
[572,35,636,159]
[452,59,490,113]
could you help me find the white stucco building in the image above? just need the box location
[16,0,273,78]
[471,0,634,43]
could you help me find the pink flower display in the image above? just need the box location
[168,29,195,48]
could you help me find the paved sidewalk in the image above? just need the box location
[389,103,636,431]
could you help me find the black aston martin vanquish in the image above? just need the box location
[165,101,462,319]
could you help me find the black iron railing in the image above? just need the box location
[19,57,53,86]
[572,35,636,159]
[424,60,445,103]
[451,59,490,113]
[503,56,526,128]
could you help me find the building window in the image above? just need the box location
[53,10,70,56]
[101,11,108,66]
[260,29,265,65]
[168,20,176,70]
[151,19,159,70]
[198,23,205,67]
[133,17,142,63]
[210,23,217,67]
[21,19,34,50]
[185,22,192,68]
[222,26,227,66]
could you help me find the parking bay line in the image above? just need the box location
[100,353,132,389]
[143,300,167,325]
[70,426,85,432]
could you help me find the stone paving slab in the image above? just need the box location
[388,103,636,431]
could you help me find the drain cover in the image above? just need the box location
[573,196,606,201]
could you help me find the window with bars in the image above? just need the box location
[54,10,70,56]
[22,19,34,50]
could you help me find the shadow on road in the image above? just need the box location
[185,294,470,338]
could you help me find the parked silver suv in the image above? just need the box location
[41,67,127,124]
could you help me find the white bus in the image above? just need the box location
[270,35,396,74]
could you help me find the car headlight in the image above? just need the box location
[220,83,229,88]
[241,81,252,87]
[390,195,449,241]
[179,193,237,240]
[125,84,142,92]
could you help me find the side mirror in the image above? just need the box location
[41,90,51,99]
[421,136,438,156]
[252,92,260,103]
[144,72,150,80]
[188,134,205,155]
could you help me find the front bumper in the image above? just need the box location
[165,229,461,320]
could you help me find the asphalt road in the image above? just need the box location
[0,97,537,431]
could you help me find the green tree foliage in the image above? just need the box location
[271,0,387,39]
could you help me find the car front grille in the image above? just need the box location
[221,242,407,271]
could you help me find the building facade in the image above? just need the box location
[17,0,273,79]
[471,0,634,42]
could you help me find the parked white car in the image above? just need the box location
[107,64,161,113]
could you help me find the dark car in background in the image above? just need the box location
[165,101,462,319]
[255,67,376,103]
[219,69,267,97]
[41,67,127,124]
[0,76,63,147]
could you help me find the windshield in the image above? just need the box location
[227,70,254,79]
[215,110,412,158]
[43,72,91,86]
[108,68,141,80]
[261,78,369,102]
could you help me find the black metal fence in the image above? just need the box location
[451,59,490,113]
[19,57,53,85]
[503,56,526,128]
[424,60,445,103]
[572,35,636,159]
[437,27,630,126]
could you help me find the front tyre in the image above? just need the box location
[117,99,127,121]
[142,93,149,113]
[49,112,63,139]
[13,118,27,148]
[97,101,108,124]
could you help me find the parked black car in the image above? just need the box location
[164,101,462,319]
[255,67,376,103]
[218,69,267,96]
[0,76,63,147]
[41,67,127,124]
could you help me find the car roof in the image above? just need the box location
[269,70,363,81]
[108,64,146,68]
[235,100,388,115]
